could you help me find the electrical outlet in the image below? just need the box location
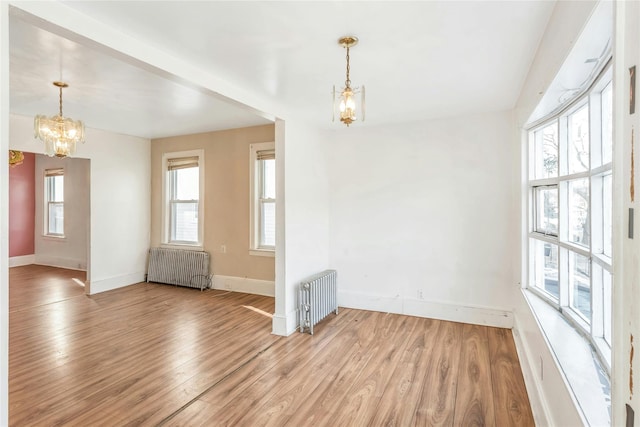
[418,290,424,300]
[221,245,226,253]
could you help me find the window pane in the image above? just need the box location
[534,186,558,235]
[49,175,64,202]
[570,251,591,321]
[171,167,199,200]
[262,159,276,199]
[601,81,613,165]
[171,202,198,242]
[48,202,64,235]
[533,122,558,179]
[532,239,559,299]
[603,268,612,346]
[260,201,276,247]
[568,105,590,174]
[603,174,612,257]
[568,178,590,247]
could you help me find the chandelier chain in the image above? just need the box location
[59,86,63,117]
[345,46,351,88]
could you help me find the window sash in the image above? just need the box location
[533,185,558,236]
[47,201,64,235]
[169,201,199,243]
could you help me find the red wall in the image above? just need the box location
[9,152,35,257]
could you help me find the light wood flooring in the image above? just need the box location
[9,265,534,426]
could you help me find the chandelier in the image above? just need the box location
[333,36,365,127]
[34,81,85,158]
[9,150,24,168]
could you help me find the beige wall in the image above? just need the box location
[151,124,275,281]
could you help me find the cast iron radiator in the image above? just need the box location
[299,269,338,335]
[147,247,211,291]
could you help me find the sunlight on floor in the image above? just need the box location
[242,305,273,318]
[72,278,85,287]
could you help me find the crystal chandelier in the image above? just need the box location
[34,81,85,158]
[333,36,365,127]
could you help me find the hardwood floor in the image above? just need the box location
[9,265,534,426]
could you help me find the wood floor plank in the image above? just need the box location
[454,323,496,426]
[414,320,464,427]
[487,327,535,427]
[9,265,535,426]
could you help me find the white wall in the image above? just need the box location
[34,155,90,270]
[326,112,516,328]
[273,119,331,336]
[9,114,151,294]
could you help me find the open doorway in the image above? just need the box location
[9,151,91,301]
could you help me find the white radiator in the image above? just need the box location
[147,247,211,291]
[299,269,338,335]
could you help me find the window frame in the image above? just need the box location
[249,142,276,256]
[44,168,64,238]
[161,150,205,248]
[526,65,613,369]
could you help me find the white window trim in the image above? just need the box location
[249,141,275,255]
[161,149,205,249]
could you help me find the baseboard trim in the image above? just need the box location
[89,272,145,295]
[212,275,275,297]
[34,254,86,271]
[272,309,298,336]
[338,290,513,329]
[9,254,35,267]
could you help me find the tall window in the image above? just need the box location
[528,67,613,357]
[163,150,204,246]
[45,168,64,236]
[250,142,276,253]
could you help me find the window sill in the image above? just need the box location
[161,243,204,251]
[524,289,610,426]
[250,249,275,258]
[42,235,66,241]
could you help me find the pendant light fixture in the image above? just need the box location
[9,150,24,168]
[34,81,85,158]
[333,36,365,127]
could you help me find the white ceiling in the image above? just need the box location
[9,1,557,140]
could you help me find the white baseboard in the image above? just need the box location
[272,309,298,336]
[89,272,145,295]
[212,275,275,297]
[9,254,35,267]
[338,290,513,329]
[34,254,86,271]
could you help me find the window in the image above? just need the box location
[527,66,612,364]
[163,150,204,246]
[45,168,64,236]
[250,142,276,253]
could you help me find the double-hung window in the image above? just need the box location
[44,168,64,236]
[163,150,204,246]
[527,66,613,362]
[250,142,276,253]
